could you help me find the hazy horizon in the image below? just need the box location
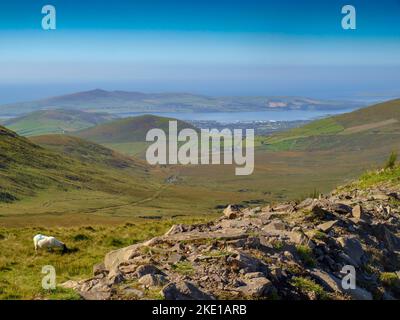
[0,0,399,103]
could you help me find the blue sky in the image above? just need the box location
[0,0,399,102]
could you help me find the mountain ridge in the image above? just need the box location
[0,89,361,115]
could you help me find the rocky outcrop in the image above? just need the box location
[63,183,400,300]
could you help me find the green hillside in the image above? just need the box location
[75,114,197,143]
[0,126,251,227]
[4,109,115,136]
[29,135,147,169]
[74,114,198,157]
[0,125,160,205]
[263,99,400,151]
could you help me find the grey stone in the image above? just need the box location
[79,290,111,300]
[317,220,338,232]
[331,203,352,214]
[161,281,215,300]
[227,250,263,272]
[373,224,400,252]
[338,236,364,266]
[237,277,274,297]
[223,205,241,219]
[351,205,368,221]
[122,287,144,298]
[93,262,107,276]
[168,253,183,264]
[107,268,125,285]
[135,264,166,278]
[138,274,168,287]
[310,269,373,300]
[264,220,287,231]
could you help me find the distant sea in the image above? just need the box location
[117,108,358,123]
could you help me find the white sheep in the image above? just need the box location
[33,234,68,253]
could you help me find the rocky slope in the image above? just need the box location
[63,170,400,300]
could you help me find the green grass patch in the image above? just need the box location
[263,118,344,151]
[380,272,400,288]
[296,245,316,268]
[171,261,195,276]
[290,276,329,299]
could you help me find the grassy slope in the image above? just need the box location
[0,127,250,227]
[74,114,199,157]
[0,215,215,299]
[168,99,400,206]
[29,135,146,169]
[0,126,156,202]
[75,114,197,143]
[263,99,400,151]
[4,109,115,136]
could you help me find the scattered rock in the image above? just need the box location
[108,268,125,285]
[237,277,274,297]
[337,236,365,266]
[79,290,111,300]
[351,205,368,221]
[161,281,215,300]
[224,205,241,219]
[331,203,352,214]
[264,220,287,231]
[165,224,187,236]
[168,253,183,264]
[93,263,107,276]
[373,224,400,252]
[70,182,400,300]
[135,264,166,278]
[317,220,338,232]
[121,287,144,298]
[138,274,168,288]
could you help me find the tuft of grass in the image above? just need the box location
[271,240,285,251]
[171,261,195,276]
[290,276,329,300]
[356,165,400,189]
[106,237,125,247]
[72,234,90,242]
[296,245,316,268]
[384,151,398,170]
[313,230,328,241]
[380,272,400,288]
[204,250,231,258]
